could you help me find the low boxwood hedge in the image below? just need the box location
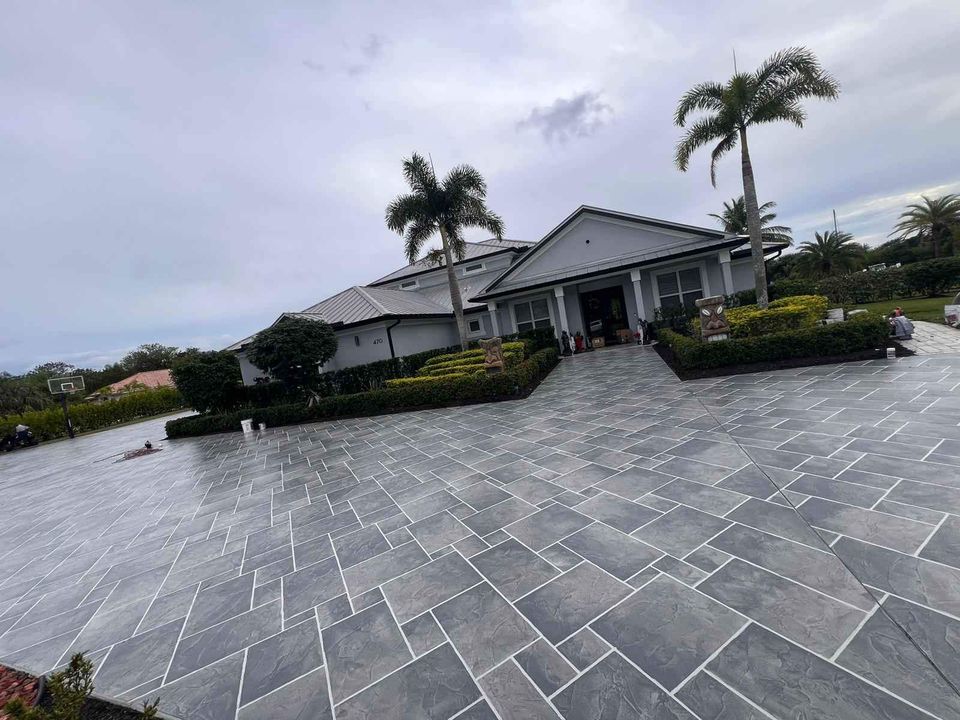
[661,314,889,371]
[166,348,560,439]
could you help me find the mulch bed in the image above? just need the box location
[653,341,908,381]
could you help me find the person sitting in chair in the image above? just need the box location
[889,309,914,340]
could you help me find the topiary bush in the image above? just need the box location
[661,313,889,370]
[170,350,242,414]
[166,348,560,438]
[901,256,960,297]
[693,295,828,338]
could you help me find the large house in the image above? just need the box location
[228,206,786,384]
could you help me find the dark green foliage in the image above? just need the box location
[170,350,242,414]
[795,230,864,278]
[900,256,960,297]
[247,317,337,392]
[770,256,960,304]
[658,314,889,371]
[891,194,960,259]
[166,348,559,438]
[119,344,179,373]
[0,387,184,441]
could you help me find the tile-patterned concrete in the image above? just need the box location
[2,346,960,719]
[898,320,960,355]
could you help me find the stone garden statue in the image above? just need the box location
[695,295,730,342]
[479,337,505,373]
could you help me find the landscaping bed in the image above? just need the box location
[166,347,560,439]
[655,313,894,380]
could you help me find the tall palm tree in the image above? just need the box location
[796,230,863,278]
[708,196,793,245]
[386,153,505,350]
[890,194,960,259]
[674,47,839,307]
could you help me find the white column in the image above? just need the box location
[553,286,569,338]
[629,268,647,322]
[487,302,500,337]
[719,250,734,295]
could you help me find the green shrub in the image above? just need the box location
[385,374,468,387]
[422,342,525,368]
[660,314,889,371]
[170,350,241,414]
[0,387,185,442]
[901,256,960,297]
[247,316,338,391]
[695,295,828,338]
[166,348,560,438]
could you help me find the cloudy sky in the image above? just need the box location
[3,0,958,372]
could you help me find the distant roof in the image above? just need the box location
[473,206,739,300]
[368,239,533,285]
[107,369,174,393]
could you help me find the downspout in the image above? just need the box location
[385,319,401,358]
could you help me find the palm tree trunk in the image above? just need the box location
[439,225,469,350]
[739,128,770,308]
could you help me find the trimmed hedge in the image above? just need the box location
[660,314,889,371]
[166,348,560,438]
[723,295,829,338]
[0,387,185,442]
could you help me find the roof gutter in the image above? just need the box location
[385,319,401,358]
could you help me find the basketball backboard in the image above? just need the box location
[48,375,85,394]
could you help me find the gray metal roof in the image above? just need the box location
[368,239,533,285]
[472,206,740,301]
[301,286,450,324]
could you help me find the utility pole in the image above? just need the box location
[833,209,839,234]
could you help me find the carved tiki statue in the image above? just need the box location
[479,337,505,373]
[695,295,730,341]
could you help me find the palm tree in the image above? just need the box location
[796,230,863,278]
[890,194,960,259]
[386,153,505,350]
[708,196,792,245]
[674,47,839,307]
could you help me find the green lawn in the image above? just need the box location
[849,294,955,322]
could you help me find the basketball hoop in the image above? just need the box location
[47,375,84,439]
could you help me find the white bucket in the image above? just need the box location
[886,348,896,359]
[240,418,254,433]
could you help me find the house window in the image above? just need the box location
[656,267,703,309]
[463,262,485,275]
[514,298,551,332]
[398,280,418,289]
[467,319,482,335]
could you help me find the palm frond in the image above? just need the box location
[385,193,430,234]
[674,81,725,126]
[443,164,487,197]
[675,114,736,172]
[402,153,437,196]
[403,220,437,263]
[709,131,739,187]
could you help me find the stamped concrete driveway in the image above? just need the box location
[2,347,960,720]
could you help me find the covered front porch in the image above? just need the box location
[483,249,745,345]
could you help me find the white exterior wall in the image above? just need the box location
[237,351,268,385]
[390,319,460,357]
[730,259,754,294]
[321,324,393,372]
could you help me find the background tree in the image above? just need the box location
[708,196,792,245]
[386,153,505,349]
[891,194,960,259]
[796,230,864,278]
[121,343,180,373]
[675,46,839,308]
[247,317,337,392]
[170,350,242,414]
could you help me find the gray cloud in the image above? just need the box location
[517,91,613,142]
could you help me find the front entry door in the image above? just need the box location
[580,285,629,343]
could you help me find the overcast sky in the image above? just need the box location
[3,0,958,373]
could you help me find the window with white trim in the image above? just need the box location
[656,267,703,309]
[467,319,482,335]
[514,298,551,332]
[462,262,485,275]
